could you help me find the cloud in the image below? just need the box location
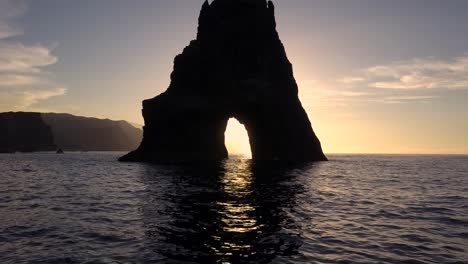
[0,42,62,109]
[345,53,468,90]
[384,95,436,101]
[298,77,439,110]
[0,74,42,86]
[298,80,370,110]
[0,42,58,73]
[298,80,369,97]
[337,77,365,84]
[0,87,66,111]
[0,0,27,39]
[20,87,66,107]
[378,95,437,104]
[0,0,66,111]
[0,21,21,39]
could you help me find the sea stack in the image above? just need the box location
[120,0,327,162]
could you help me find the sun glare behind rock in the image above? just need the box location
[225,118,251,158]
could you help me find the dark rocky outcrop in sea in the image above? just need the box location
[120,0,327,162]
[0,112,142,152]
[0,112,56,153]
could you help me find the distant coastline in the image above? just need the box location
[0,112,142,153]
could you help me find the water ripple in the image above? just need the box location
[0,153,467,263]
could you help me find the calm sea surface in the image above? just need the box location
[0,153,467,263]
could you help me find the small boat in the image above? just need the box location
[56,148,64,154]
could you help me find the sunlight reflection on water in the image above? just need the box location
[217,159,257,261]
[0,153,467,263]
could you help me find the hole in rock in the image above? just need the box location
[225,118,251,158]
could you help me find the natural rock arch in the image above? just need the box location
[120,0,327,163]
[224,117,251,156]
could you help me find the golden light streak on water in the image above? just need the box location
[214,159,260,262]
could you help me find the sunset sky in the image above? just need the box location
[1,0,467,154]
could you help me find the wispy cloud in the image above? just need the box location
[0,0,26,39]
[0,0,66,111]
[298,76,440,110]
[20,87,66,107]
[384,95,436,101]
[298,80,369,97]
[0,74,42,86]
[343,53,468,90]
[377,95,438,104]
[0,87,66,110]
[0,42,57,73]
[337,77,365,84]
[298,80,370,109]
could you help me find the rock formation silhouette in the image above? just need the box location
[0,112,56,153]
[42,113,142,152]
[120,0,327,162]
[0,112,142,152]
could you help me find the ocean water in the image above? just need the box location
[0,153,467,263]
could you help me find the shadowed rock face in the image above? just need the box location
[120,0,327,162]
[0,112,142,152]
[42,113,143,152]
[0,112,56,153]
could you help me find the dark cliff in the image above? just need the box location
[0,112,56,153]
[41,113,142,151]
[0,112,142,152]
[121,0,327,162]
